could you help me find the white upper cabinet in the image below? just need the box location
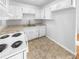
[40,0,76,19]
[40,6,52,19]
[40,8,45,19]
[50,4,57,11]
[0,0,9,16]
[44,7,52,19]
[0,0,9,8]
[8,6,22,19]
[22,7,35,14]
[35,8,41,19]
[50,0,76,11]
[56,0,75,9]
[8,5,40,19]
[22,7,40,19]
[71,0,76,7]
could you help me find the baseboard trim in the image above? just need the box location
[46,36,76,56]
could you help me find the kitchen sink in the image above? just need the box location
[27,24,36,27]
[23,24,37,27]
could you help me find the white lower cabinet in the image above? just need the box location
[24,26,46,40]
[38,26,46,37]
[25,27,38,40]
[7,52,25,59]
[28,28,38,40]
[9,6,22,19]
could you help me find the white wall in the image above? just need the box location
[77,0,79,33]
[46,8,76,54]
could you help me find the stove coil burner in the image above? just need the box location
[0,44,7,52]
[12,33,22,37]
[11,41,23,48]
[0,35,9,39]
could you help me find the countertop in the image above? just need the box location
[0,25,25,35]
[0,25,46,35]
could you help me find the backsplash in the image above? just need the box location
[6,19,45,26]
[0,20,2,26]
[6,20,22,26]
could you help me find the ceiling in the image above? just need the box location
[11,0,55,7]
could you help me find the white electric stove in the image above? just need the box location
[0,31,28,59]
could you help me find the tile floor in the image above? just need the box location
[27,37,74,59]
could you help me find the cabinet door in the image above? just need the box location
[51,0,75,12]
[8,52,24,59]
[56,1,66,10]
[56,0,75,10]
[24,29,31,40]
[0,0,9,16]
[29,29,38,40]
[45,7,52,19]
[66,0,76,8]
[40,8,45,19]
[28,31,33,40]
[65,0,71,8]
[39,26,46,37]
[22,8,30,13]
[26,28,38,40]
[22,7,35,14]
[50,4,57,11]
[35,9,41,19]
[24,29,30,41]
[72,0,76,7]
[0,0,8,7]
[9,6,22,19]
